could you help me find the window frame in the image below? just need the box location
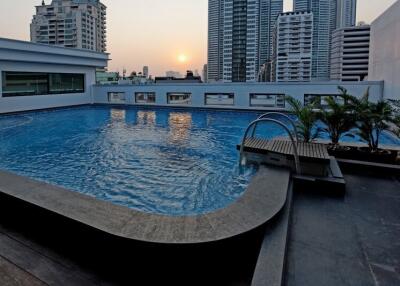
[166,92,192,105]
[249,93,286,108]
[108,92,126,104]
[135,92,156,104]
[204,93,235,106]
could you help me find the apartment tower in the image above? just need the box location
[31,0,107,52]
[272,11,313,82]
[207,0,283,82]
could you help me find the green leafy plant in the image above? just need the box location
[345,88,395,151]
[316,87,355,145]
[286,96,320,143]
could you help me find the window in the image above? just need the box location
[304,94,343,109]
[108,92,126,104]
[1,72,85,97]
[250,94,285,108]
[167,93,191,105]
[49,73,84,94]
[135,92,156,104]
[205,93,234,105]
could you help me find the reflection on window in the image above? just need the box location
[250,93,285,108]
[1,71,84,97]
[167,93,191,105]
[205,93,234,105]
[135,92,156,104]
[108,92,126,103]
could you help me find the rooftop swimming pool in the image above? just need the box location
[0,106,399,216]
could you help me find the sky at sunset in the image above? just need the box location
[0,0,397,77]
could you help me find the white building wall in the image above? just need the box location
[92,81,383,110]
[0,37,108,114]
[368,0,400,100]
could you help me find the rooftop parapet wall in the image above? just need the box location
[93,81,384,111]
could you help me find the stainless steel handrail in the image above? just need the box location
[239,118,301,174]
[251,112,299,142]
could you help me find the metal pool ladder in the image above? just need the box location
[239,113,301,175]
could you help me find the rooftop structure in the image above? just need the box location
[155,71,202,84]
[31,0,107,52]
[0,37,108,113]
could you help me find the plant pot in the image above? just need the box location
[355,147,397,164]
[327,144,351,158]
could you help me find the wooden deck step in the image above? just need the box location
[237,139,330,164]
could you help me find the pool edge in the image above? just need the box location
[0,166,290,244]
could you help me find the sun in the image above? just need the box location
[178,54,188,63]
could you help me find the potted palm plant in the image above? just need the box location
[345,88,398,163]
[286,96,320,143]
[317,87,355,145]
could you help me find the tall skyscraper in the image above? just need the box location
[294,0,334,80]
[207,0,283,82]
[202,64,208,83]
[31,0,107,52]
[293,0,356,81]
[207,0,224,82]
[336,0,357,28]
[143,66,149,78]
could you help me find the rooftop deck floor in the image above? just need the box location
[0,172,399,285]
[285,174,400,286]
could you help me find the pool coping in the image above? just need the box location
[0,166,290,244]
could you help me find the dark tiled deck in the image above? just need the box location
[285,174,400,286]
[0,172,399,285]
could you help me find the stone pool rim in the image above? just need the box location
[0,166,290,244]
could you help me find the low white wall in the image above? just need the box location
[369,0,400,100]
[92,81,383,111]
[0,61,95,114]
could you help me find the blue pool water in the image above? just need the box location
[0,106,399,216]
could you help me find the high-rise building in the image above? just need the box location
[330,25,370,81]
[143,66,149,78]
[31,0,107,52]
[272,11,313,82]
[294,0,334,80]
[293,0,357,81]
[207,0,283,82]
[336,0,357,28]
[207,0,224,82]
[202,64,208,83]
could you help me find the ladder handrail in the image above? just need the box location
[240,118,301,175]
[252,112,299,142]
